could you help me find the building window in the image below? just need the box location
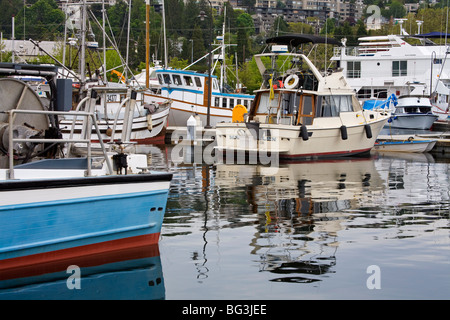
[357,88,371,99]
[347,61,361,78]
[392,61,407,77]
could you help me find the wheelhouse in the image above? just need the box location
[249,91,361,125]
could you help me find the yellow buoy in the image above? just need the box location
[232,104,248,123]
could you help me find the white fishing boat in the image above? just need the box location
[0,63,172,276]
[215,35,390,161]
[143,69,254,127]
[59,85,172,145]
[389,94,439,129]
[331,23,450,122]
[32,1,172,145]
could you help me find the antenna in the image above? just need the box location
[394,18,408,35]
[416,20,423,34]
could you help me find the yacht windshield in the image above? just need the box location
[317,95,354,117]
[257,92,281,114]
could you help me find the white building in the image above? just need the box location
[1,40,60,63]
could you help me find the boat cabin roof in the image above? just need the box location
[266,34,341,47]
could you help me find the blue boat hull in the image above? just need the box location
[0,173,172,270]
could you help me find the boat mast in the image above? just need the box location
[220,6,226,91]
[102,0,107,83]
[125,0,132,82]
[161,0,168,68]
[80,0,87,90]
[146,0,150,88]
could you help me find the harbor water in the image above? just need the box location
[157,144,450,300]
[1,144,449,300]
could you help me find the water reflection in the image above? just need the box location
[0,244,165,300]
[214,158,386,283]
[158,142,449,293]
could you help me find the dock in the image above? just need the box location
[165,126,216,146]
[432,120,450,132]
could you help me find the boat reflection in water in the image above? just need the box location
[0,242,165,300]
[215,157,385,284]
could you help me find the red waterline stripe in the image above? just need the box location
[0,233,160,281]
[280,148,372,159]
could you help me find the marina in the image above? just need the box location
[1,15,450,299]
[0,141,449,299]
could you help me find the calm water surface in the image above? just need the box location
[1,144,449,300]
[154,145,450,300]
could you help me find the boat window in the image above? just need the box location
[158,74,164,85]
[243,100,248,108]
[194,77,202,87]
[347,61,361,78]
[316,95,354,117]
[163,74,171,84]
[222,98,227,108]
[215,97,220,107]
[184,76,193,86]
[318,96,338,117]
[404,107,418,113]
[299,95,314,125]
[173,74,182,85]
[392,61,407,77]
[213,79,219,90]
[419,107,432,113]
[257,93,280,114]
[237,99,241,105]
[281,93,298,115]
[229,98,234,108]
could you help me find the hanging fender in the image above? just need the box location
[284,74,299,89]
[364,124,372,139]
[340,125,348,140]
[299,125,309,141]
[147,114,153,131]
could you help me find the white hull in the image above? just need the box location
[373,140,436,153]
[60,106,169,144]
[387,113,439,130]
[216,113,388,160]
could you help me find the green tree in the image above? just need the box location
[15,0,64,40]
[269,16,289,37]
[235,13,254,65]
[382,0,407,19]
[289,22,314,34]
[320,18,336,35]
[0,0,23,38]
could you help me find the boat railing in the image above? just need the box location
[5,108,113,180]
[333,46,393,57]
[69,87,136,147]
[333,47,359,57]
